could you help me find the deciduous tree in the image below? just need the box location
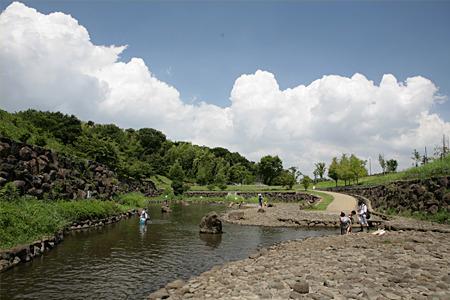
[301,176,312,191]
[314,162,326,180]
[328,157,339,187]
[258,155,283,185]
[386,159,398,173]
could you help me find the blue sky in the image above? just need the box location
[2,0,449,119]
[0,1,449,173]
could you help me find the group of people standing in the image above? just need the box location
[340,200,369,235]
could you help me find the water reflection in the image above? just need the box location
[199,233,222,248]
[139,224,147,236]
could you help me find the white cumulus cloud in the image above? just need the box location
[0,2,448,175]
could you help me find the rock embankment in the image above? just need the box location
[0,137,160,199]
[154,231,450,300]
[327,176,450,216]
[184,191,320,204]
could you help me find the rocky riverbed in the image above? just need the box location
[223,204,450,233]
[148,203,450,299]
[151,230,450,300]
[222,204,383,229]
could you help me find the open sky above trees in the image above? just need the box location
[0,1,449,175]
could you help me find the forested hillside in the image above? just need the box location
[0,109,257,191]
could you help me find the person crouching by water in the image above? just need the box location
[258,193,263,208]
[339,212,351,235]
[140,208,149,225]
[347,210,357,233]
[357,200,368,232]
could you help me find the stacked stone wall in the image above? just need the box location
[326,176,450,214]
[184,191,320,203]
[0,137,160,199]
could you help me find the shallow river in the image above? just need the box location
[0,203,337,299]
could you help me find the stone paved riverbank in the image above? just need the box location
[223,204,450,233]
[222,204,383,229]
[152,230,450,299]
[148,202,450,300]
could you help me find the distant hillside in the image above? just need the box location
[0,109,257,186]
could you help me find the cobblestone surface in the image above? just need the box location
[148,202,450,300]
[152,231,450,300]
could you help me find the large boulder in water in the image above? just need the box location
[199,211,222,234]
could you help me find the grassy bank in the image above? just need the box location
[189,184,286,192]
[0,191,270,250]
[0,198,125,250]
[0,193,152,250]
[315,155,450,189]
[385,208,450,224]
[149,175,172,191]
[149,193,260,204]
[307,191,334,210]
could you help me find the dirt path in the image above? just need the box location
[322,191,357,213]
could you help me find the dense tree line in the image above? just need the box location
[0,109,258,187]
[3,109,340,193]
[1,109,305,193]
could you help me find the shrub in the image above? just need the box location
[115,192,148,208]
[171,180,186,195]
[0,182,20,202]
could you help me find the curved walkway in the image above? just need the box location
[322,191,357,213]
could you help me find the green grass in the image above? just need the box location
[305,191,334,210]
[315,155,450,189]
[114,192,149,208]
[149,175,172,191]
[188,184,288,192]
[186,185,334,208]
[385,208,450,224]
[0,197,130,250]
[148,193,260,204]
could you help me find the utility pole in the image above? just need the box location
[369,157,372,176]
[447,135,450,156]
[443,134,447,158]
[424,146,428,165]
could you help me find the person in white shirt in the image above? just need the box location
[357,200,368,232]
[140,208,149,224]
[339,212,351,235]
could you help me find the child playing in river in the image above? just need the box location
[347,210,357,234]
[140,208,149,225]
[339,211,351,235]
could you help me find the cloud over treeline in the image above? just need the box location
[1,2,448,174]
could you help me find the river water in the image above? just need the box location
[0,203,337,299]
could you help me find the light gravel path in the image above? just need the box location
[323,191,357,213]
